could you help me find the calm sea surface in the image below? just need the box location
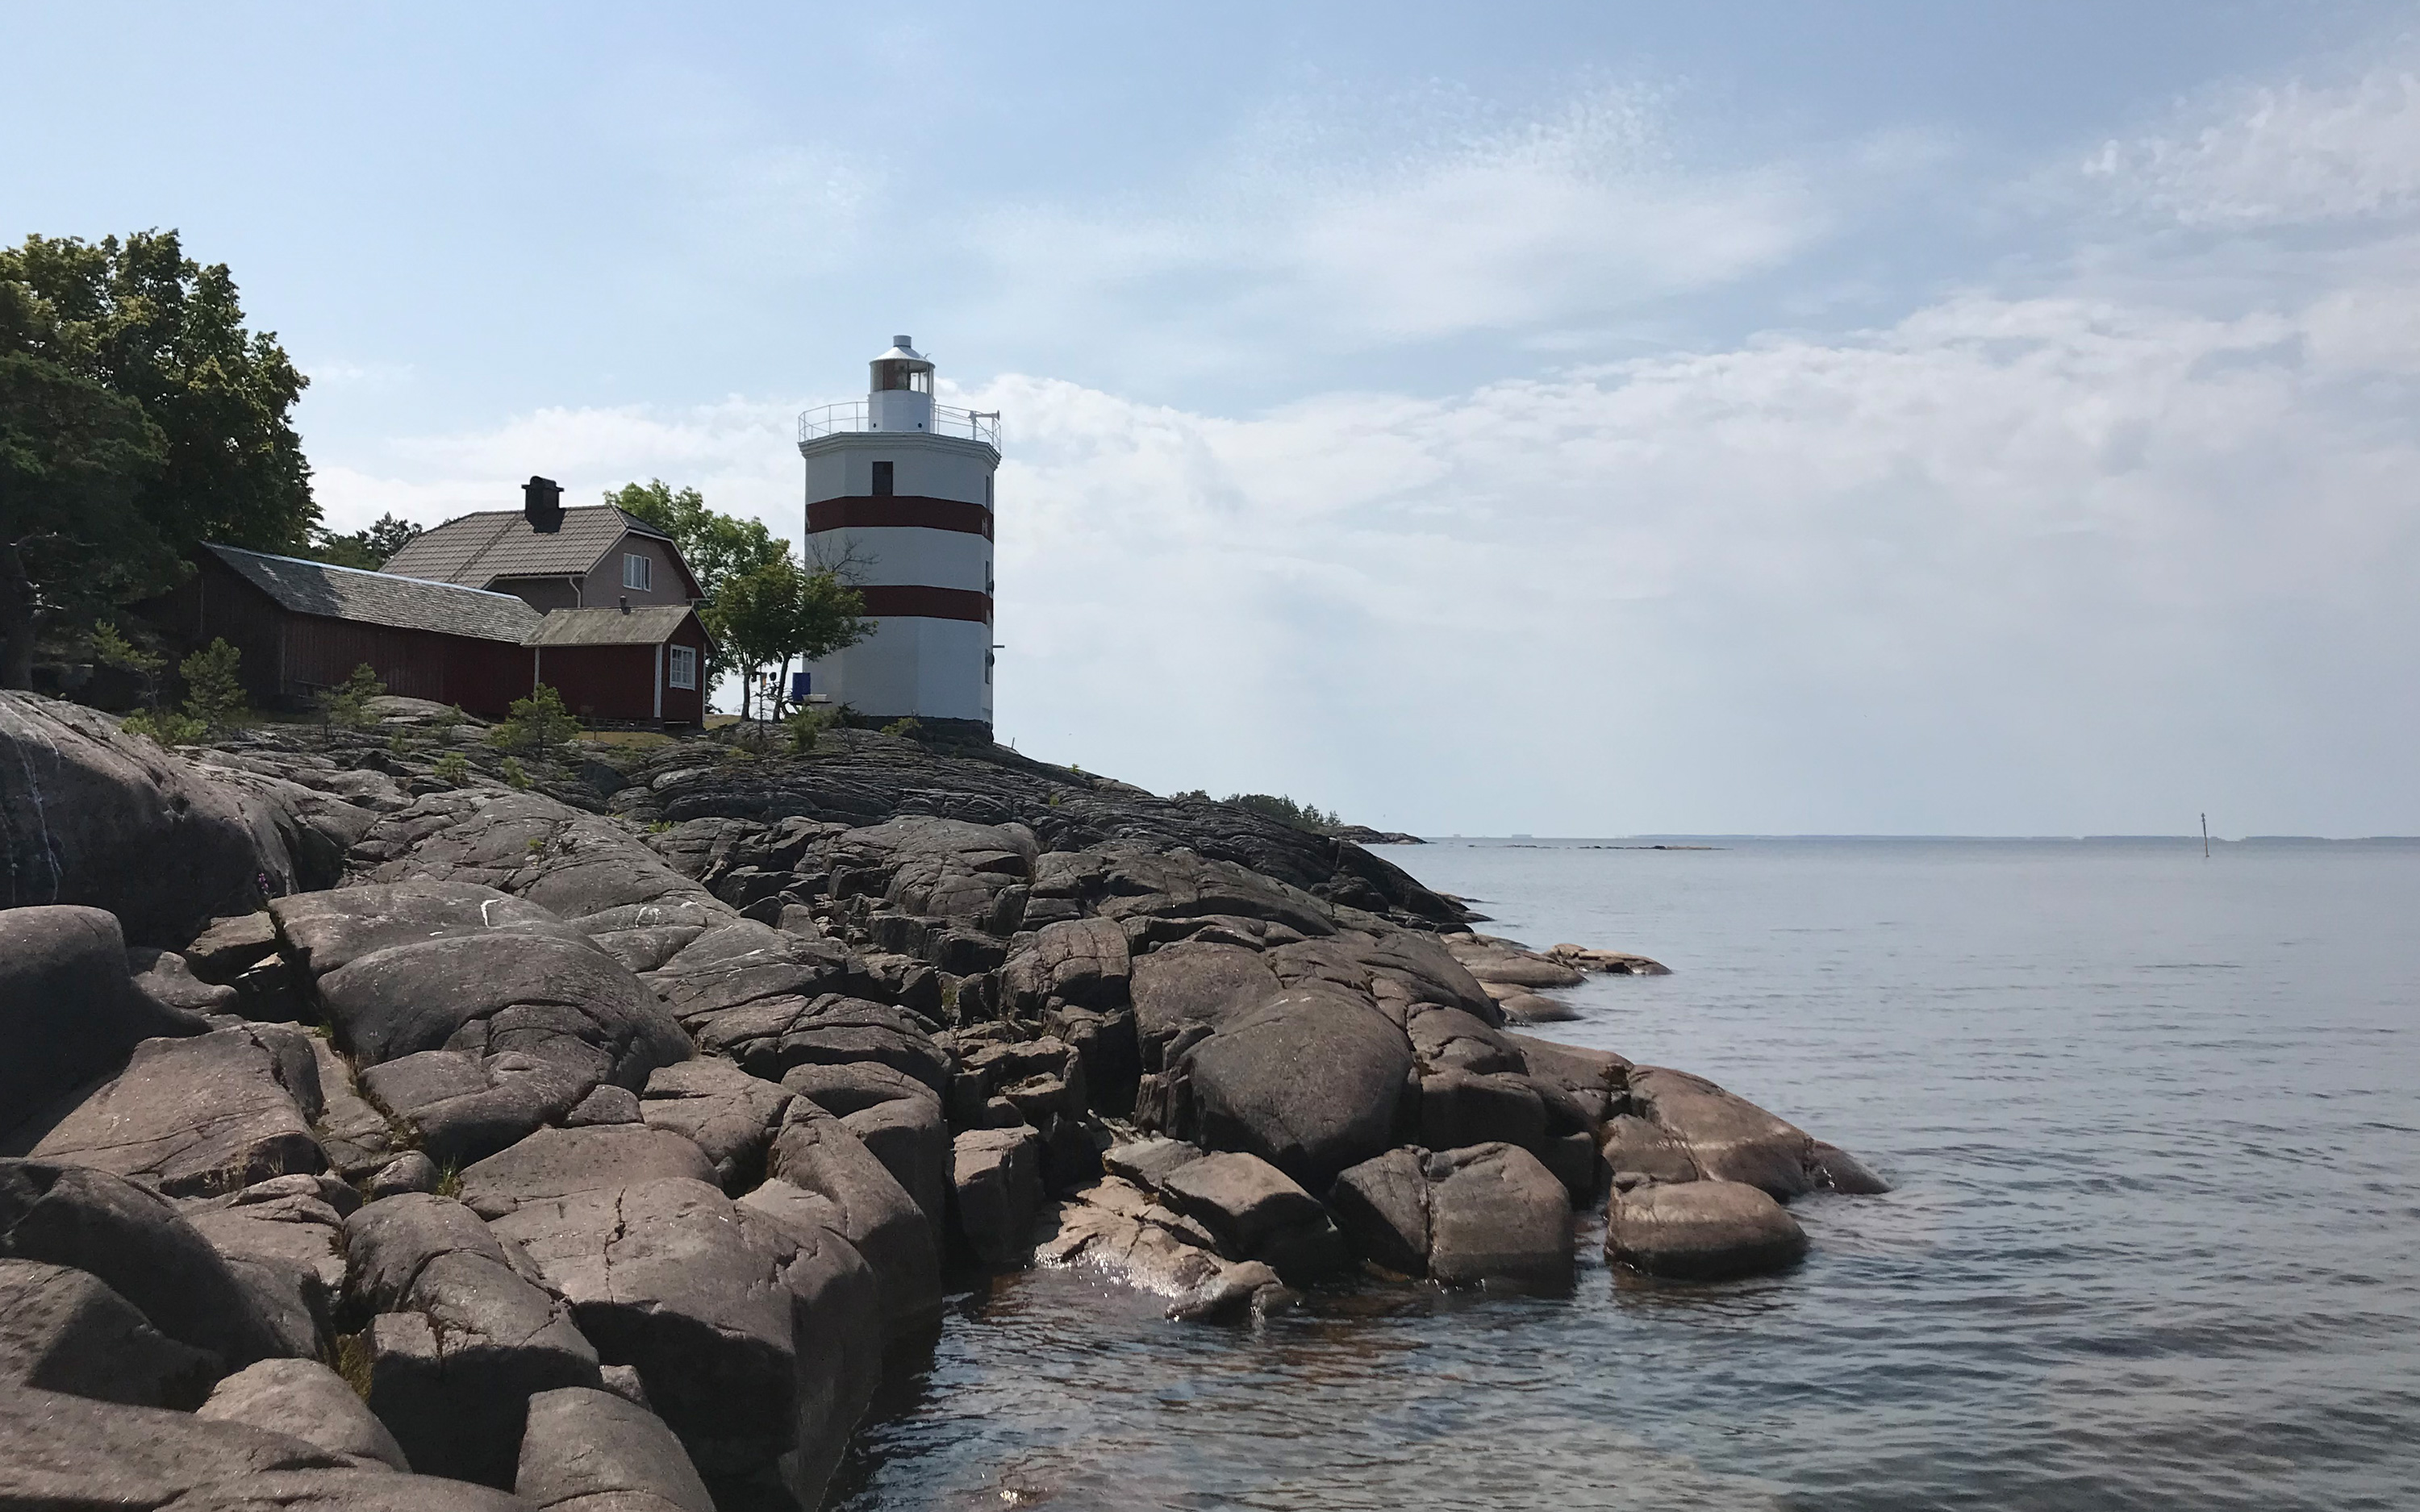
[832,838,2420,1510]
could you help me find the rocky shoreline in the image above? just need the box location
[0,692,1884,1510]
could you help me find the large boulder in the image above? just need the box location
[0,906,207,1139]
[27,1027,325,1198]
[724,1177,887,1504]
[765,1102,942,1332]
[0,1159,286,1370]
[516,1385,716,1512]
[1605,1178,1808,1280]
[195,1358,407,1471]
[1625,1067,1818,1198]
[273,881,690,1085]
[0,694,296,943]
[1001,916,1131,1012]
[1326,1148,1430,1278]
[486,1172,828,1489]
[1423,1143,1572,1287]
[639,1058,795,1193]
[1155,1151,1345,1283]
[344,1191,603,1485]
[1129,942,1280,1064]
[0,1385,520,1510]
[0,1257,216,1407]
[1177,988,1413,1189]
[950,1127,1042,1268]
[359,1048,603,1169]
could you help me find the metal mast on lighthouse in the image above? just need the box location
[795,337,1001,735]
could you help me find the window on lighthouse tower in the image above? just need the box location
[872,460,895,497]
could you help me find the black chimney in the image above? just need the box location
[522,475,565,534]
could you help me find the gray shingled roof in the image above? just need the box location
[204,544,543,644]
[523,605,707,648]
[380,506,678,589]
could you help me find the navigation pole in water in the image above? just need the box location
[2202,813,2210,859]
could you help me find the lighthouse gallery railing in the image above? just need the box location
[796,402,1000,448]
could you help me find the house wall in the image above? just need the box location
[486,577,585,613]
[579,534,692,609]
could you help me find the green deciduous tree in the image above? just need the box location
[604,480,787,695]
[715,552,872,721]
[0,230,316,685]
[0,353,169,684]
[304,513,422,570]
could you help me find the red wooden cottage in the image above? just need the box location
[524,605,712,724]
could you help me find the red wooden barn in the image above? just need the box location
[157,545,541,715]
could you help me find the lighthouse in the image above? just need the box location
[796,336,1000,732]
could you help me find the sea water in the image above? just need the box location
[832,838,2420,1510]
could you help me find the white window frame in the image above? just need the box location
[666,644,698,690]
[622,552,652,591]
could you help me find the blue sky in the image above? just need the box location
[7,2,2418,835]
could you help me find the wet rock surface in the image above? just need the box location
[0,710,1885,1506]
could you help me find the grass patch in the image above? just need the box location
[576,729,679,749]
[433,1162,462,1199]
[332,1331,374,1400]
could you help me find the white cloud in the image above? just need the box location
[2080,60,2420,227]
[962,83,1838,359]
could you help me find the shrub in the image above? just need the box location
[432,703,468,732]
[499,756,531,789]
[90,620,162,675]
[432,750,469,786]
[1225,793,1341,834]
[387,730,414,759]
[490,684,577,754]
[880,716,922,740]
[786,707,838,755]
[121,708,207,746]
[178,639,249,735]
[317,663,386,732]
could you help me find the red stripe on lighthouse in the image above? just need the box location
[853,585,992,623]
[807,496,992,539]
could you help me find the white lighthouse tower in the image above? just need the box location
[796,336,1000,732]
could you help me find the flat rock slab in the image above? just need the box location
[0,1159,285,1370]
[0,1257,216,1408]
[30,1027,325,1198]
[1606,1178,1809,1281]
[457,1123,720,1220]
[1035,1177,1283,1322]
[0,1385,352,1510]
[517,1385,715,1512]
[196,1357,407,1470]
